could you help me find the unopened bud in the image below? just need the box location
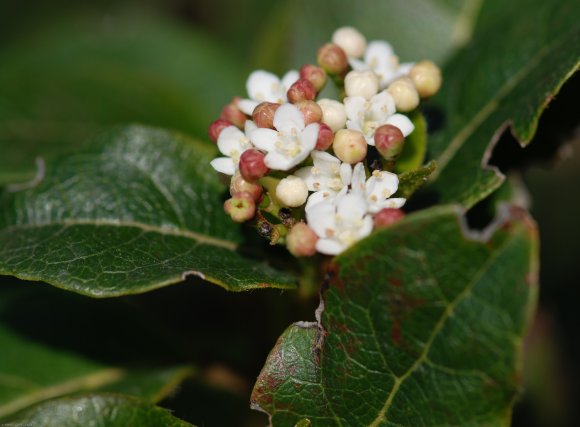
[374,124,405,160]
[387,77,419,112]
[317,43,348,75]
[333,129,367,164]
[332,27,367,58]
[252,102,279,129]
[345,70,379,99]
[295,100,322,125]
[224,192,256,223]
[315,122,334,151]
[300,64,327,92]
[208,119,232,143]
[287,79,317,103]
[409,60,442,98]
[286,222,318,257]
[373,208,405,228]
[276,176,308,207]
[385,113,414,137]
[230,172,263,201]
[317,99,347,132]
[220,98,246,128]
[239,149,269,182]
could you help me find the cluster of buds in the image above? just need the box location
[208,26,441,256]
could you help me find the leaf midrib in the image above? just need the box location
[0,218,238,251]
[367,227,518,426]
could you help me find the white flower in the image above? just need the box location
[306,190,373,255]
[295,151,353,210]
[210,121,257,175]
[350,40,412,89]
[238,70,299,115]
[344,70,379,99]
[249,104,319,171]
[344,91,396,145]
[351,163,406,213]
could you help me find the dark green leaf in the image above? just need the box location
[6,393,195,426]
[0,126,296,296]
[426,0,580,208]
[0,14,245,184]
[396,160,437,199]
[252,205,538,426]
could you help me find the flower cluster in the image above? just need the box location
[208,27,441,256]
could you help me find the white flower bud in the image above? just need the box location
[409,60,442,98]
[276,176,309,207]
[344,70,379,100]
[332,27,367,58]
[387,77,419,112]
[317,98,347,132]
[333,129,367,164]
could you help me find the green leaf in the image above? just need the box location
[0,126,296,296]
[426,0,580,208]
[396,161,437,199]
[251,205,538,426]
[0,14,245,184]
[5,393,195,426]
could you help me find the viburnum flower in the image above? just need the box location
[238,70,299,115]
[295,151,352,209]
[344,91,398,145]
[350,163,406,213]
[249,104,319,171]
[306,190,373,255]
[210,121,257,175]
[350,40,413,89]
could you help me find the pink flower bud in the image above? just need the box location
[252,102,280,128]
[239,149,269,182]
[208,118,232,143]
[230,172,263,201]
[295,100,322,125]
[286,222,318,257]
[224,192,256,223]
[299,64,327,92]
[315,122,334,151]
[317,43,348,76]
[333,129,367,164]
[287,78,317,103]
[220,98,246,128]
[373,208,405,228]
[374,124,405,161]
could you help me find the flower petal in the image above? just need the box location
[217,126,246,156]
[274,104,305,132]
[337,193,367,221]
[244,120,258,134]
[340,162,353,185]
[246,70,280,102]
[376,197,407,210]
[249,128,278,151]
[264,151,296,171]
[307,201,336,237]
[386,113,414,136]
[300,123,320,152]
[281,70,300,90]
[316,238,345,255]
[344,96,366,121]
[210,157,236,175]
[305,190,338,211]
[350,163,366,194]
[238,99,259,116]
[369,91,396,122]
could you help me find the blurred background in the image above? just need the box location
[1,0,579,425]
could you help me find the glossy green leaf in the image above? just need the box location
[0,14,244,184]
[0,126,296,296]
[6,393,195,426]
[426,0,580,208]
[252,205,538,426]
